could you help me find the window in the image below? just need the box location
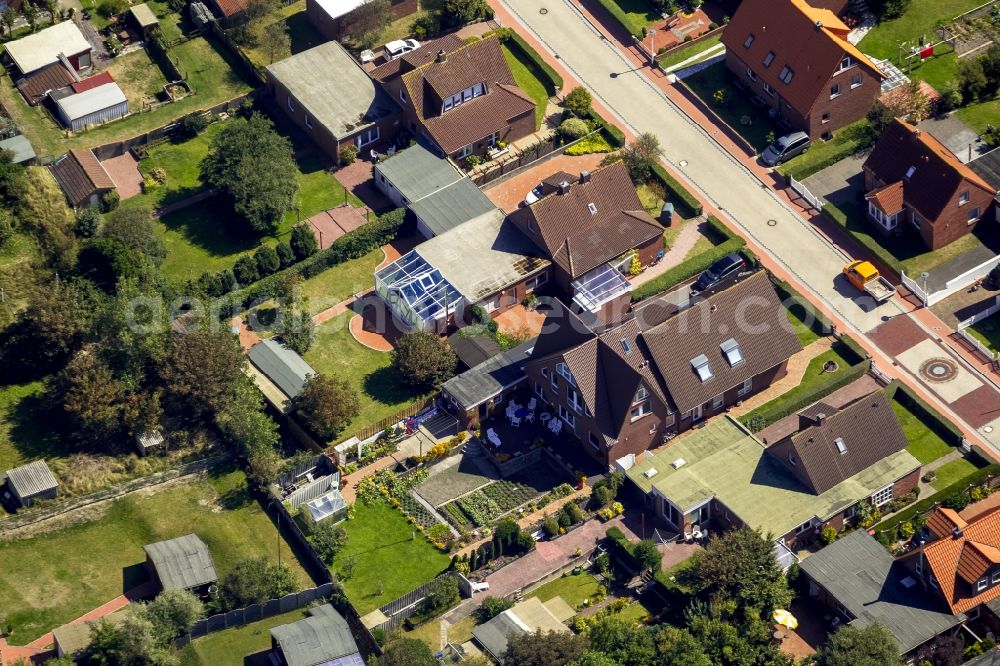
[851,74,862,89]
[795,519,813,534]
[551,371,558,391]
[484,131,501,147]
[558,404,576,428]
[737,377,752,396]
[838,56,853,71]
[822,112,831,124]
[587,202,598,215]
[634,386,649,403]
[631,401,652,420]
[541,367,548,378]
[747,67,757,81]
[287,96,296,112]
[969,207,981,224]
[589,432,600,449]
[691,354,713,383]
[712,394,723,410]
[871,484,894,507]
[535,382,546,400]
[830,83,841,98]
[778,66,794,84]
[959,191,970,205]
[556,363,575,385]
[355,126,379,148]
[763,82,775,96]
[568,387,584,413]
[992,571,1000,584]
[484,296,501,312]
[930,575,939,589]
[835,437,847,454]
[457,144,473,158]
[744,33,755,48]
[978,578,988,592]
[304,114,312,129]
[526,273,547,292]
[78,52,91,69]
[867,200,898,230]
[621,339,633,354]
[763,51,775,67]
[720,338,744,367]
[441,83,486,113]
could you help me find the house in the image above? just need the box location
[0,135,36,165]
[375,209,550,332]
[472,596,574,664]
[863,119,997,250]
[52,81,129,131]
[969,147,1000,224]
[509,162,666,322]
[3,21,93,77]
[3,459,58,507]
[622,411,920,549]
[522,270,801,467]
[306,0,417,42]
[267,41,399,164]
[247,339,317,413]
[270,604,364,666]
[799,530,965,657]
[374,35,537,162]
[721,0,883,139]
[143,533,218,595]
[52,611,127,659]
[50,148,116,208]
[441,338,536,428]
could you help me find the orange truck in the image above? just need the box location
[843,260,896,303]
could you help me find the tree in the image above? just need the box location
[160,331,245,418]
[863,102,896,147]
[419,575,460,615]
[255,245,280,276]
[200,114,299,234]
[569,654,619,666]
[1,8,16,36]
[586,615,654,666]
[505,630,589,666]
[74,206,101,238]
[180,112,209,138]
[686,609,790,666]
[276,242,296,267]
[684,527,792,619]
[281,310,315,355]
[290,224,318,260]
[344,0,390,47]
[22,1,38,32]
[0,148,26,204]
[957,57,989,103]
[311,521,348,564]
[19,167,76,271]
[816,623,902,666]
[652,626,712,666]
[438,0,490,28]
[564,86,592,117]
[50,351,127,447]
[621,132,661,183]
[77,237,143,293]
[292,374,360,440]
[378,637,437,666]
[258,20,290,63]
[215,375,282,486]
[233,254,260,285]
[142,589,204,644]
[391,331,457,391]
[476,596,514,622]
[217,557,297,609]
[633,539,661,574]
[101,206,166,265]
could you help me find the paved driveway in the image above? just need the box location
[801,154,866,210]
[917,114,986,164]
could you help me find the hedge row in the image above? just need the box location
[631,216,745,301]
[582,107,625,148]
[771,277,834,338]
[493,29,563,95]
[884,379,965,447]
[821,203,903,277]
[650,163,703,218]
[593,0,645,38]
[874,463,1000,534]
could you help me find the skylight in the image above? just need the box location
[621,339,632,354]
[587,202,598,215]
[720,338,744,367]
[691,354,713,383]
[835,437,847,454]
[905,165,916,179]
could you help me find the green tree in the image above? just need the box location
[816,623,902,666]
[101,206,166,265]
[343,0,390,47]
[233,254,260,285]
[569,653,619,666]
[1,8,16,36]
[292,374,360,441]
[621,132,661,183]
[74,206,101,238]
[281,309,315,354]
[378,637,437,666]
[391,331,457,391]
[77,237,143,293]
[255,245,280,276]
[686,609,790,666]
[257,20,290,64]
[633,539,661,574]
[957,57,989,103]
[476,596,514,622]
[311,521,348,564]
[49,351,127,448]
[276,242,296,267]
[564,86,592,116]
[0,147,26,204]
[863,102,896,147]
[290,224,318,260]
[215,375,282,486]
[160,331,245,418]
[217,557,297,609]
[142,588,204,644]
[586,615,654,666]
[652,626,712,666]
[200,114,299,234]
[438,0,489,28]
[504,629,590,666]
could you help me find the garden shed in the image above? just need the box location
[143,533,218,595]
[247,339,317,412]
[472,596,572,664]
[136,430,166,456]
[129,3,160,35]
[3,459,58,507]
[270,604,363,666]
[49,148,116,207]
[53,81,129,131]
[0,134,36,164]
[52,611,126,658]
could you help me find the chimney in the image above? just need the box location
[953,526,964,539]
[580,170,591,184]
[914,128,921,136]
[436,49,447,63]
[558,180,571,195]
[814,20,822,29]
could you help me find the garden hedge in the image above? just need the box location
[491,28,563,95]
[582,107,625,148]
[593,0,645,38]
[821,203,903,277]
[874,463,1000,536]
[632,216,745,301]
[884,379,965,446]
[650,163,703,218]
[771,277,834,338]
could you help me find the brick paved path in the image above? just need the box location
[729,338,833,417]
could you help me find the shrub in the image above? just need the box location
[683,34,693,42]
[820,526,837,545]
[713,88,730,106]
[311,521,348,564]
[180,112,209,138]
[276,242,295,268]
[217,557,296,610]
[708,21,718,29]
[233,254,260,284]
[943,492,971,511]
[74,206,100,238]
[254,245,280,276]
[477,596,514,622]
[899,521,915,540]
[564,86,592,116]
[563,500,584,524]
[564,134,613,155]
[559,117,590,139]
[97,0,127,17]
[542,516,560,538]
[392,332,457,391]
[340,144,359,166]
[100,190,120,213]
[290,224,318,260]
[649,163,703,217]
[293,374,360,441]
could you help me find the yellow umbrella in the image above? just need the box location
[772,609,798,630]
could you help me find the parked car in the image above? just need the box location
[843,260,896,303]
[692,253,747,294]
[524,182,545,206]
[761,131,811,166]
[384,39,420,60]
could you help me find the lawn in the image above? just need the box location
[0,468,313,645]
[931,457,980,491]
[528,572,602,609]
[105,48,171,111]
[242,0,326,67]
[304,311,425,441]
[404,613,476,653]
[857,0,984,64]
[331,499,451,614]
[777,120,868,181]
[283,154,364,227]
[746,343,857,417]
[682,62,779,152]
[179,607,312,665]
[658,34,723,71]
[502,44,550,130]
[0,381,62,473]
[0,35,255,158]
[967,313,1000,354]
[891,399,953,464]
[597,0,661,36]
[636,182,715,262]
[298,247,384,315]
[957,97,1000,135]
[786,305,821,347]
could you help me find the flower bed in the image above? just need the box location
[450,479,540,528]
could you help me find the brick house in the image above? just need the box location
[508,162,666,323]
[863,119,997,250]
[522,270,801,468]
[371,35,536,162]
[722,0,883,139]
[306,0,417,41]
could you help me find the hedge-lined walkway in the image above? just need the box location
[630,215,706,288]
[729,338,833,417]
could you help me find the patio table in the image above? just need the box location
[539,412,552,422]
[514,407,528,418]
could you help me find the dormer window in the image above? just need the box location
[720,338,744,367]
[441,82,486,113]
[837,56,853,71]
[587,202,597,215]
[993,571,1000,584]
[835,437,847,454]
[744,33,755,48]
[763,51,775,67]
[691,354,713,383]
[778,66,794,84]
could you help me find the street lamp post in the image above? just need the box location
[648,28,657,67]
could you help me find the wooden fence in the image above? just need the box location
[343,396,436,444]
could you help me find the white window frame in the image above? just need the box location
[851,73,862,89]
[355,126,379,148]
[978,578,988,592]
[78,52,91,69]
[837,56,853,72]
[778,66,794,84]
[737,377,752,397]
[968,207,981,225]
[763,51,775,67]
[712,394,724,410]
[304,113,312,129]
[630,400,651,421]
[556,363,575,386]
[457,144,473,158]
[959,191,970,205]
[634,386,649,402]
[567,387,584,414]
[535,382,546,400]
[822,112,831,124]
[830,82,841,98]
[558,404,576,428]
[871,484,894,507]
[287,96,296,112]
[992,571,1000,585]
[867,200,898,230]
[795,519,814,534]
[484,296,501,313]
[588,431,600,449]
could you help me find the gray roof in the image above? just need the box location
[800,530,964,654]
[270,604,362,666]
[248,339,317,400]
[965,649,1000,666]
[129,2,159,27]
[472,597,570,664]
[0,135,35,164]
[969,147,1000,191]
[54,82,128,122]
[5,459,57,498]
[266,41,395,141]
[473,608,525,662]
[443,338,535,410]
[4,21,91,74]
[143,534,218,590]
[410,177,499,237]
[374,141,464,202]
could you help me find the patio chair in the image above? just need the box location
[510,415,522,428]
[524,411,535,424]
[684,531,693,542]
[701,529,709,543]
[527,397,537,411]
[487,427,498,440]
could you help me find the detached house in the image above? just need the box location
[722,0,883,139]
[863,119,997,250]
[509,161,666,323]
[373,35,536,162]
[522,270,801,467]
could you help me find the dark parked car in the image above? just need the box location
[761,131,811,166]
[692,253,747,294]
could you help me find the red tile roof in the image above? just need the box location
[924,506,1000,613]
[71,71,114,93]
[211,0,249,18]
[865,180,904,214]
[49,148,115,207]
[927,507,967,539]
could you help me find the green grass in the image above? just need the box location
[179,607,312,665]
[106,48,171,111]
[0,468,313,645]
[332,499,450,614]
[404,613,476,653]
[967,314,1000,354]
[528,572,602,609]
[749,344,856,416]
[298,247,384,315]
[594,0,660,37]
[304,312,424,441]
[243,0,326,67]
[682,62,779,152]
[0,35,254,158]
[284,154,364,227]
[857,0,984,63]
[0,381,63,473]
[787,306,821,347]
[892,399,953,464]
[502,44,549,130]
[931,457,979,490]
[658,34,722,71]
[957,97,1000,135]
[778,120,868,180]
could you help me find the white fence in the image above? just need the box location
[788,176,822,211]
[956,295,1000,364]
[902,254,1000,307]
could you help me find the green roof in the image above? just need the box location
[374,141,463,202]
[625,417,920,538]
